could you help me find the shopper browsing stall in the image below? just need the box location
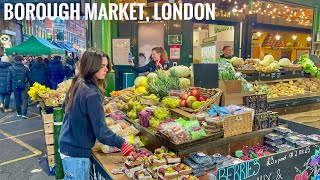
[129,47,170,73]
[59,48,135,180]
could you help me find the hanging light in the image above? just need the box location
[292,34,297,40]
[307,35,312,41]
[198,27,202,30]
[275,33,281,40]
[256,32,262,37]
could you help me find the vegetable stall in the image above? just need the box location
[31,55,320,179]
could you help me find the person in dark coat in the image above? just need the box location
[48,56,65,89]
[0,56,12,112]
[43,55,50,65]
[7,56,30,118]
[129,47,170,73]
[65,57,75,79]
[29,57,51,88]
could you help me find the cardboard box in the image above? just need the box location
[221,92,252,106]
[219,80,242,94]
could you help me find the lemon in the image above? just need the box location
[140,78,147,87]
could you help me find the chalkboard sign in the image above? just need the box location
[217,144,320,180]
[276,72,281,79]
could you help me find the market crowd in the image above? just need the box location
[0,52,79,118]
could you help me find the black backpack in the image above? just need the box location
[13,67,27,89]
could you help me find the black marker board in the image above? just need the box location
[193,64,218,88]
[217,143,320,180]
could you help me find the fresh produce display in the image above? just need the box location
[133,170,152,179]
[147,70,181,99]
[134,76,148,94]
[126,100,146,121]
[268,82,305,98]
[162,97,180,108]
[179,78,191,89]
[293,78,320,92]
[234,64,256,71]
[251,81,270,95]
[168,65,191,78]
[278,58,291,67]
[157,166,179,179]
[298,54,320,77]
[158,122,192,144]
[57,79,72,93]
[245,58,260,65]
[219,66,239,80]
[154,107,170,121]
[142,94,160,101]
[179,88,207,110]
[231,57,245,66]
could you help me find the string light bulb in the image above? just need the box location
[275,33,281,40]
[256,32,262,37]
[292,34,297,40]
[307,35,312,41]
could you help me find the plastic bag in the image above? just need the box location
[118,126,139,137]
[190,127,207,140]
[159,122,191,144]
[123,135,145,148]
[99,145,120,154]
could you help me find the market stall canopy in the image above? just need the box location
[57,43,77,53]
[51,41,63,49]
[5,35,65,56]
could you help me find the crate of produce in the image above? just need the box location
[47,145,54,155]
[156,130,224,151]
[241,72,259,82]
[179,87,222,113]
[222,110,254,137]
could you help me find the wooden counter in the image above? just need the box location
[92,148,128,180]
[280,110,320,128]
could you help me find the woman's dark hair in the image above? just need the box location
[65,48,110,112]
[36,57,45,64]
[53,56,61,61]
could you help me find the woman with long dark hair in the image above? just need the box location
[59,48,135,179]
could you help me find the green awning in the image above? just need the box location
[5,35,65,56]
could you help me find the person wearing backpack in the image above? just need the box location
[48,56,65,89]
[0,55,13,112]
[7,55,30,118]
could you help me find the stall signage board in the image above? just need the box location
[112,39,130,65]
[90,157,112,180]
[217,144,320,180]
[170,45,180,60]
[168,35,182,45]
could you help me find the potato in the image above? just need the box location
[310,86,318,92]
[297,79,303,83]
[306,82,313,88]
[299,85,306,89]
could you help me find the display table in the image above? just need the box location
[91,148,128,180]
[280,110,320,128]
[91,120,320,180]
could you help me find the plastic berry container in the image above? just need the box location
[285,136,302,147]
[265,133,284,141]
[264,139,283,147]
[307,134,320,142]
[276,144,295,152]
[189,152,211,164]
[211,153,227,165]
[296,140,315,147]
[274,127,292,135]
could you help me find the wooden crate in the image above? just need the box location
[47,145,54,155]
[45,134,54,145]
[44,123,54,134]
[47,155,55,166]
[41,112,54,124]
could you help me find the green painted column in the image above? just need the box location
[312,7,319,54]
[102,0,118,95]
[53,107,64,179]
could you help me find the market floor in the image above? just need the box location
[0,101,56,180]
